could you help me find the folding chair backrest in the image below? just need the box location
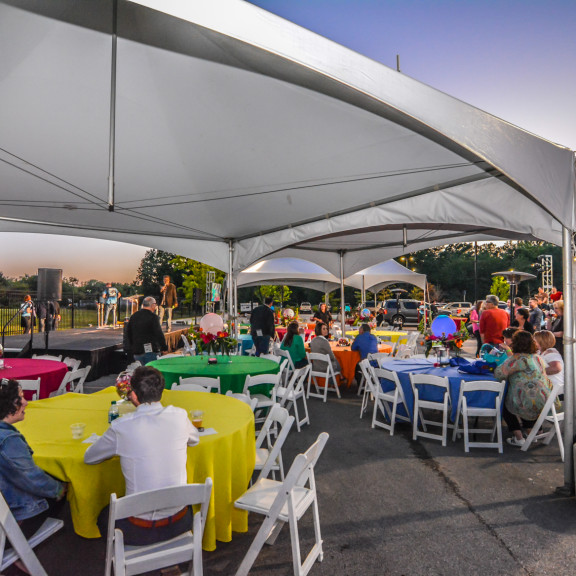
[178,376,221,393]
[243,373,281,395]
[459,379,505,405]
[31,354,62,362]
[0,490,51,575]
[63,356,81,371]
[110,480,212,525]
[288,365,310,395]
[394,344,412,359]
[71,365,91,394]
[307,352,331,373]
[17,379,41,401]
[367,351,391,365]
[274,348,295,371]
[171,383,210,392]
[255,405,295,481]
[358,359,378,394]
[410,373,449,390]
[225,391,258,411]
[374,366,403,396]
[260,354,281,363]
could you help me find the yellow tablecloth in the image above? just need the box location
[16,387,255,551]
[344,330,409,343]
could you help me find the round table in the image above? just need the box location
[305,341,392,386]
[0,358,68,399]
[16,387,256,551]
[149,356,280,394]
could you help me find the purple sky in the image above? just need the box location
[3,0,575,282]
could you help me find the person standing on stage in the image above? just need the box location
[158,275,178,332]
[102,282,121,327]
[19,295,34,335]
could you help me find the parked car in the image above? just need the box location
[437,302,473,318]
[377,299,420,326]
[299,302,312,313]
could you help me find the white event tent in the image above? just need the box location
[1,0,575,487]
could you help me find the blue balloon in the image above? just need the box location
[361,308,371,318]
[431,315,457,337]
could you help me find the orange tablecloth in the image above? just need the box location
[305,342,392,386]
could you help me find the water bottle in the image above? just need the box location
[108,401,119,423]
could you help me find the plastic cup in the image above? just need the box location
[70,423,86,439]
[190,410,204,430]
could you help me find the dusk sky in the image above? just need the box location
[2,0,575,283]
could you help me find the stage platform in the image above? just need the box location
[2,325,190,381]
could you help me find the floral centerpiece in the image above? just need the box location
[115,371,133,400]
[187,327,237,356]
[423,315,469,357]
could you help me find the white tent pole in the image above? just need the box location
[361,275,365,308]
[228,241,235,337]
[233,277,238,339]
[107,0,118,210]
[560,226,574,494]
[339,251,345,325]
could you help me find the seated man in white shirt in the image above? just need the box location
[84,366,200,545]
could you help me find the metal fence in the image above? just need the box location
[0,290,200,337]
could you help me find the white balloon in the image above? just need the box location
[200,313,224,335]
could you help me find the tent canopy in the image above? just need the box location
[236,257,340,293]
[0,0,574,276]
[345,259,426,293]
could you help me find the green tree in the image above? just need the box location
[136,250,184,297]
[254,285,293,305]
[172,257,225,306]
[489,276,510,301]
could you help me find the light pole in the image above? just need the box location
[491,270,536,325]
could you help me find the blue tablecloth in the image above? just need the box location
[238,334,254,355]
[378,358,498,422]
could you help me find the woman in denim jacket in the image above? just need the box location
[0,379,67,538]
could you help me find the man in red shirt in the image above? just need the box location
[479,295,510,345]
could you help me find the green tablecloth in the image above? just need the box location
[148,355,280,394]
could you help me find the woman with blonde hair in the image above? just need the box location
[534,330,564,390]
[546,300,564,356]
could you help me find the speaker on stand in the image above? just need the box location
[37,268,63,352]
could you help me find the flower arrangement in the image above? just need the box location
[423,324,470,357]
[115,371,133,400]
[187,327,237,356]
[338,337,350,347]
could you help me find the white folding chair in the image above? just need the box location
[357,352,392,396]
[410,373,451,446]
[452,380,506,453]
[243,373,282,425]
[127,361,142,372]
[522,381,565,460]
[52,366,92,396]
[394,344,412,359]
[260,353,281,363]
[405,332,420,355]
[371,366,411,435]
[274,349,295,386]
[306,353,341,402]
[17,379,41,401]
[235,432,329,576]
[247,345,257,357]
[181,334,196,356]
[0,490,63,575]
[31,354,62,362]
[276,366,311,432]
[178,376,221,394]
[225,390,259,412]
[105,479,212,576]
[254,404,295,481]
[63,356,81,371]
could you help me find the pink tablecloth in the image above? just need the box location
[275,327,314,341]
[0,359,68,399]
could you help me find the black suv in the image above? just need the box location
[378,299,420,326]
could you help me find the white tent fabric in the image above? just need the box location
[345,259,426,293]
[236,258,340,293]
[0,0,574,278]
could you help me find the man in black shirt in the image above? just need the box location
[125,297,167,364]
[249,297,276,356]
